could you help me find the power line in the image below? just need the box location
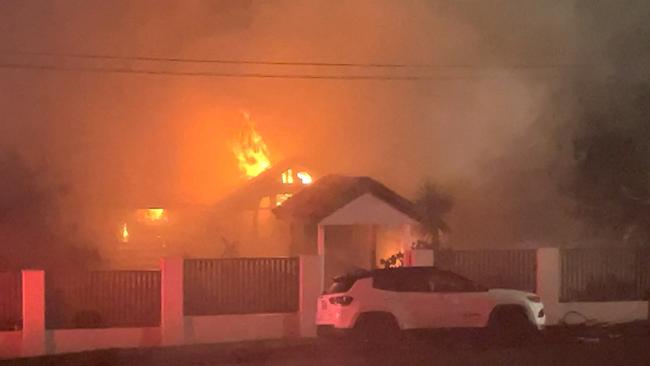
[5,50,583,70]
[0,62,445,80]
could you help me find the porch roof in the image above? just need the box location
[272,175,420,225]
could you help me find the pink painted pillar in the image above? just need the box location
[299,255,323,338]
[161,257,184,345]
[22,270,46,357]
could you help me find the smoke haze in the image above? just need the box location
[1,0,649,248]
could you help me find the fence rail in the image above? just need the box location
[0,272,21,331]
[560,248,650,302]
[435,249,537,292]
[184,257,300,316]
[45,271,161,329]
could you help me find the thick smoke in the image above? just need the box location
[0,0,648,254]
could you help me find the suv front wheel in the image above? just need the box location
[487,306,538,345]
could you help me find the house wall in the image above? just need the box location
[289,222,318,256]
[316,193,419,279]
[102,208,294,269]
[375,226,412,267]
[212,209,292,258]
[322,225,375,283]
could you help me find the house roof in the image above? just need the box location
[272,175,420,223]
[212,158,311,214]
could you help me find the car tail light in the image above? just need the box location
[329,296,353,306]
[527,295,541,303]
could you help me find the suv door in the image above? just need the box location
[429,270,493,328]
[373,268,448,329]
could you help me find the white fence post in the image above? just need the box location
[537,248,562,325]
[161,257,185,345]
[22,270,46,357]
[299,255,323,338]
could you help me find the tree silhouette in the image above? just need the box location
[0,152,98,270]
[413,181,453,249]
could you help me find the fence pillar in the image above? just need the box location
[22,270,45,357]
[536,248,562,325]
[299,255,323,338]
[161,257,184,345]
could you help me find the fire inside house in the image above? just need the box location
[107,116,315,268]
[232,115,312,192]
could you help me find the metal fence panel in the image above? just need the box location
[0,272,21,330]
[560,248,650,302]
[46,271,161,329]
[637,249,650,300]
[184,257,299,316]
[435,250,537,292]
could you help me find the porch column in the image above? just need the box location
[22,270,46,357]
[316,224,325,292]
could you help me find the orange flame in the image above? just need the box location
[276,193,292,206]
[145,208,165,221]
[297,171,312,185]
[233,112,271,178]
[120,223,129,243]
[281,169,312,185]
[282,169,294,184]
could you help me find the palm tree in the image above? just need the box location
[413,181,453,249]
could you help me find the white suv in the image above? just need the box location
[316,267,545,340]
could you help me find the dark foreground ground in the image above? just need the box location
[3,324,650,366]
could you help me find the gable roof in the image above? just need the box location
[212,158,311,214]
[272,175,420,223]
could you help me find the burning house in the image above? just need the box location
[272,175,422,282]
[103,118,316,268]
[102,116,420,274]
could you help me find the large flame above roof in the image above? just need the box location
[232,112,271,178]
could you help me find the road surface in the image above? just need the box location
[5,327,650,366]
